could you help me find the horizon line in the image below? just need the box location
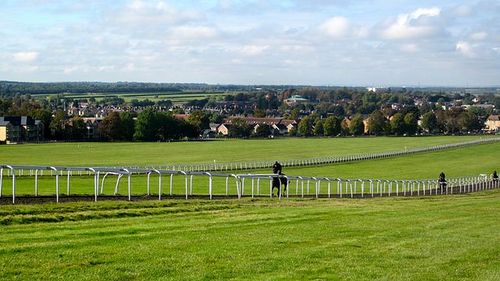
[2,80,500,89]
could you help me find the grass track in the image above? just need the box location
[0,136,491,166]
[0,190,499,280]
[256,141,500,179]
[32,91,229,102]
[1,142,498,197]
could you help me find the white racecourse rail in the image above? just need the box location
[147,137,500,172]
[0,164,499,204]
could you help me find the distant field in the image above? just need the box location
[0,190,498,280]
[31,91,231,103]
[0,136,491,167]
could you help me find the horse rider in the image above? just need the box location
[273,161,282,175]
[439,172,447,191]
[272,161,285,196]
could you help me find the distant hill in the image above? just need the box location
[1,81,498,96]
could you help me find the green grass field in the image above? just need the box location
[0,190,499,280]
[0,136,491,166]
[1,137,499,280]
[1,141,498,197]
[259,141,500,179]
[33,91,230,103]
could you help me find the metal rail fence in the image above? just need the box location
[1,164,498,204]
[128,137,500,172]
[1,138,498,179]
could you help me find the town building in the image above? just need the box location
[0,116,43,144]
[485,115,500,133]
[284,95,308,106]
[214,117,298,136]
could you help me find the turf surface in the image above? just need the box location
[0,136,491,166]
[0,190,498,280]
[1,141,498,197]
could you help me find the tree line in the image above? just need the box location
[0,95,208,141]
[292,108,485,137]
[57,109,206,141]
[0,89,496,141]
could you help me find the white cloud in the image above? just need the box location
[115,0,203,26]
[63,66,78,74]
[320,17,350,39]
[382,7,441,39]
[1,1,499,86]
[456,41,475,57]
[451,5,472,17]
[400,43,419,53]
[238,45,270,56]
[280,45,314,53]
[171,26,217,40]
[470,31,487,41]
[124,63,135,72]
[97,65,115,72]
[13,51,38,62]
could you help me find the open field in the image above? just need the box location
[0,136,491,167]
[0,190,499,280]
[1,137,498,280]
[2,141,498,197]
[32,91,229,103]
[257,141,500,179]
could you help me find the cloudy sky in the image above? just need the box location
[1,0,499,86]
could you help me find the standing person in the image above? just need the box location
[272,161,282,175]
[493,171,498,182]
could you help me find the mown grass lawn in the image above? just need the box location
[0,136,490,166]
[0,190,499,280]
[258,141,500,179]
[1,142,498,197]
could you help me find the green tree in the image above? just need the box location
[209,112,224,124]
[289,108,300,120]
[443,108,462,134]
[253,108,266,118]
[177,120,198,139]
[229,118,252,138]
[99,112,123,141]
[323,116,341,136]
[68,116,87,140]
[120,112,135,141]
[366,110,387,135]
[313,119,324,136]
[134,108,158,141]
[349,115,365,136]
[298,116,313,137]
[421,112,438,133]
[460,111,482,133]
[30,108,52,139]
[253,124,271,138]
[188,110,210,131]
[49,110,67,140]
[390,113,405,135]
[156,112,180,140]
[404,113,419,135]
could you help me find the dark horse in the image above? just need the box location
[272,174,288,197]
[439,172,447,193]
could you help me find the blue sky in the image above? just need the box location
[1,0,499,86]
